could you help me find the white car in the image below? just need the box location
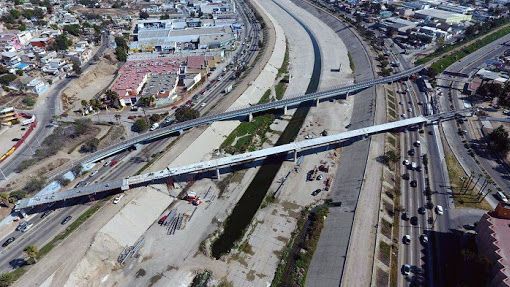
[403,234,411,244]
[113,194,125,204]
[435,205,444,215]
[420,234,429,244]
[401,113,407,118]
[414,140,421,147]
[403,159,410,166]
[407,107,412,112]
[496,191,509,203]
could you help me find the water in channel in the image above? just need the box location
[211,5,322,259]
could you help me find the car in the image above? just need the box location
[316,174,324,181]
[75,181,88,188]
[401,113,407,118]
[402,234,411,244]
[103,161,111,167]
[403,159,410,166]
[496,191,509,203]
[407,107,412,112]
[435,205,444,215]
[401,212,409,220]
[420,234,429,244]
[410,180,417,188]
[414,140,421,147]
[89,170,98,177]
[2,237,15,247]
[40,210,53,219]
[408,149,415,156]
[401,264,411,276]
[402,173,410,180]
[61,215,72,225]
[418,207,426,214]
[17,222,33,233]
[311,189,322,196]
[113,194,125,204]
[410,216,418,225]
[12,138,20,141]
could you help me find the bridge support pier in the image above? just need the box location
[294,149,298,162]
[248,113,253,122]
[283,105,288,115]
[315,98,319,106]
[178,129,184,135]
[216,168,221,180]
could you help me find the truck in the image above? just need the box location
[224,84,233,94]
[411,162,418,170]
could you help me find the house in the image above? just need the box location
[0,107,17,126]
[30,37,51,49]
[27,78,49,95]
[1,52,21,67]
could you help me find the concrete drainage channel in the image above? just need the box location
[210,0,323,259]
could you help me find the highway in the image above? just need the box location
[0,2,262,273]
[437,36,510,202]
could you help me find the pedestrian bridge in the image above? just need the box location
[16,110,471,211]
[80,66,424,165]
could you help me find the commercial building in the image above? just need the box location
[414,8,472,24]
[476,203,510,287]
[0,107,17,126]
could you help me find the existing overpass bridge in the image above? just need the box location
[15,109,472,211]
[80,66,423,165]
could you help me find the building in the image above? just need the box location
[414,9,472,24]
[0,107,17,126]
[476,203,510,287]
[26,78,49,95]
[380,17,418,32]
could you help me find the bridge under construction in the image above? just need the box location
[15,109,472,211]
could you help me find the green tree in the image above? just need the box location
[115,46,127,62]
[488,125,510,154]
[63,24,81,36]
[174,106,200,122]
[51,34,71,51]
[24,245,39,264]
[132,118,149,133]
[105,90,120,108]
[0,74,16,85]
[71,59,81,75]
[0,272,15,287]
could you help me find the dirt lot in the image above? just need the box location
[1,123,126,195]
[61,57,118,113]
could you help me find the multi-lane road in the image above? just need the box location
[0,2,262,273]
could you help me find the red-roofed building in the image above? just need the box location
[476,203,510,287]
[110,58,183,105]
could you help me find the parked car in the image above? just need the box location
[402,234,411,244]
[401,264,411,276]
[418,207,426,214]
[410,180,417,188]
[311,189,322,196]
[435,205,444,215]
[2,237,15,247]
[61,215,72,225]
[420,234,429,245]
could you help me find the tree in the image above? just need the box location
[160,14,170,20]
[139,11,149,19]
[115,46,127,62]
[105,90,120,108]
[488,125,510,154]
[0,74,16,85]
[79,138,99,153]
[174,106,200,122]
[23,245,39,264]
[63,24,81,36]
[72,59,81,75]
[51,34,71,51]
[0,273,15,287]
[132,118,149,133]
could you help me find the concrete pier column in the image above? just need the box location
[178,129,184,135]
[248,113,253,122]
[216,168,221,180]
[294,149,298,162]
[316,98,320,106]
[283,105,288,115]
